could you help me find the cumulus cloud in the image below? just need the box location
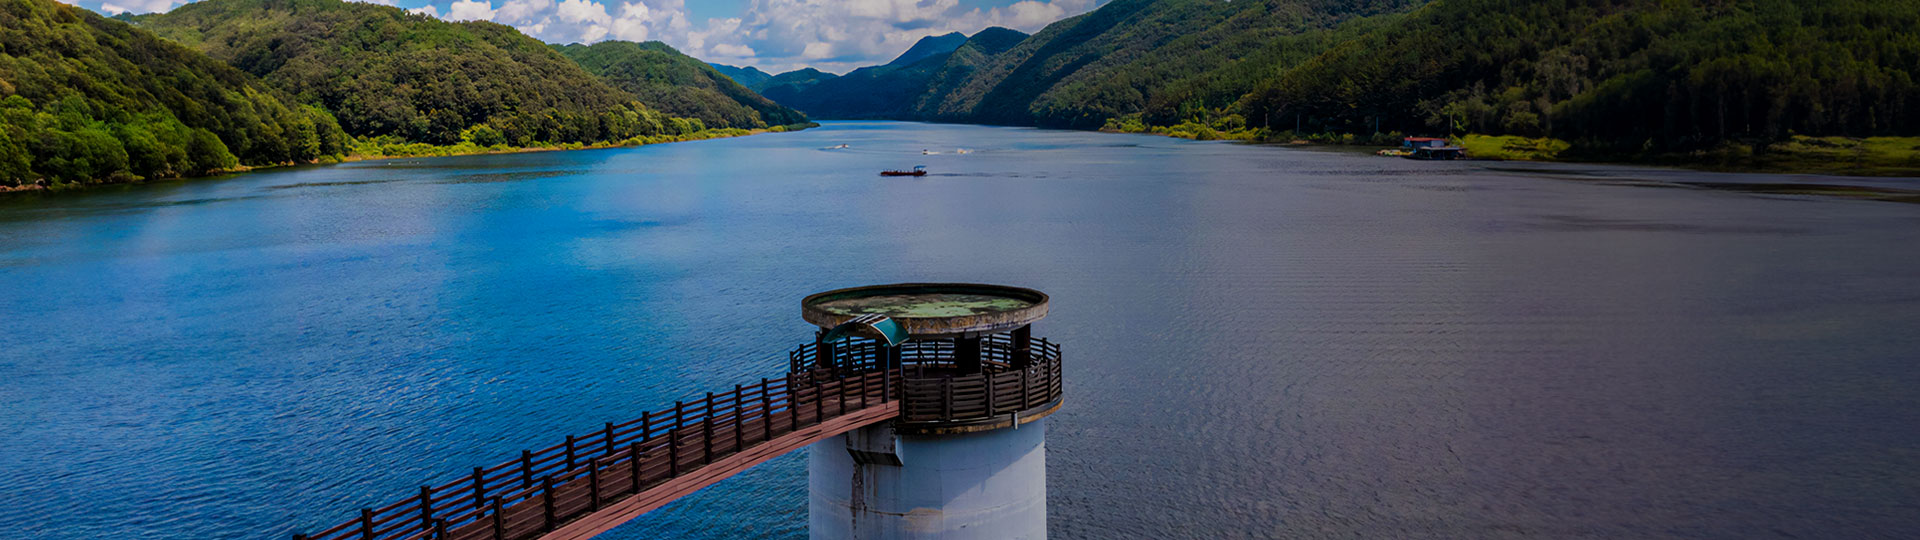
[97,0,180,14]
[407,0,1105,73]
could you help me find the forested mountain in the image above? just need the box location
[129,0,666,147]
[882,32,968,67]
[1,0,345,187]
[757,0,1920,150]
[557,41,807,129]
[1242,0,1920,150]
[756,68,839,94]
[709,64,773,89]
[761,29,1027,119]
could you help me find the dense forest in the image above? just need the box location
[555,41,807,130]
[128,0,677,147]
[759,0,1920,153]
[0,0,345,188]
[1244,0,1920,151]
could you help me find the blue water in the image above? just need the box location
[2,122,1918,539]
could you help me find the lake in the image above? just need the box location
[2,121,1917,539]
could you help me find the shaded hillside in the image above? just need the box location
[1241,0,1920,149]
[917,0,1421,128]
[883,32,967,67]
[1,0,345,187]
[558,41,806,129]
[763,29,1027,119]
[130,0,661,146]
[709,64,772,88]
[757,68,838,95]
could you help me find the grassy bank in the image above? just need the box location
[1102,114,1920,177]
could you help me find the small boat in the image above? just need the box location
[1384,137,1466,160]
[881,166,928,177]
[1403,146,1467,160]
[824,144,851,150]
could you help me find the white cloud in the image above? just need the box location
[352,0,397,6]
[408,4,439,17]
[405,0,1105,72]
[445,0,497,21]
[97,0,179,14]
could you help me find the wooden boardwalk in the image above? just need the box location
[295,337,1059,540]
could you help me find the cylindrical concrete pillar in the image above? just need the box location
[809,421,1047,540]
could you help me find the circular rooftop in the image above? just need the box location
[802,283,1049,338]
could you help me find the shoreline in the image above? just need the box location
[1,124,817,196]
[1100,127,1920,179]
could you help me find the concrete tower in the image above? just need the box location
[797,284,1062,540]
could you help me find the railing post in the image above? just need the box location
[641,411,652,441]
[564,434,576,473]
[433,518,447,540]
[668,427,680,477]
[1022,362,1032,408]
[883,360,892,403]
[734,384,745,452]
[490,496,505,540]
[703,392,715,465]
[604,422,616,455]
[359,508,373,540]
[761,377,773,442]
[589,458,602,511]
[520,450,534,488]
[943,380,953,420]
[472,466,487,513]
[813,381,823,425]
[629,442,644,492]
[988,372,996,416]
[541,476,556,532]
[419,485,434,529]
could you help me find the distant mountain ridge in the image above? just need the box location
[883,32,968,67]
[558,41,807,129]
[708,63,773,89]
[759,28,1029,119]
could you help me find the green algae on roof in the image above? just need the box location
[815,293,1035,319]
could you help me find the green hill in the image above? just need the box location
[129,0,666,147]
[556,41,806,129]
[0,0,346,188]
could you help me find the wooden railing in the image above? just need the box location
[790,336,1064,424]
[296,336,1062,540]
[295,369,895,540]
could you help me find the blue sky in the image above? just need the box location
[84,0,1106,74]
